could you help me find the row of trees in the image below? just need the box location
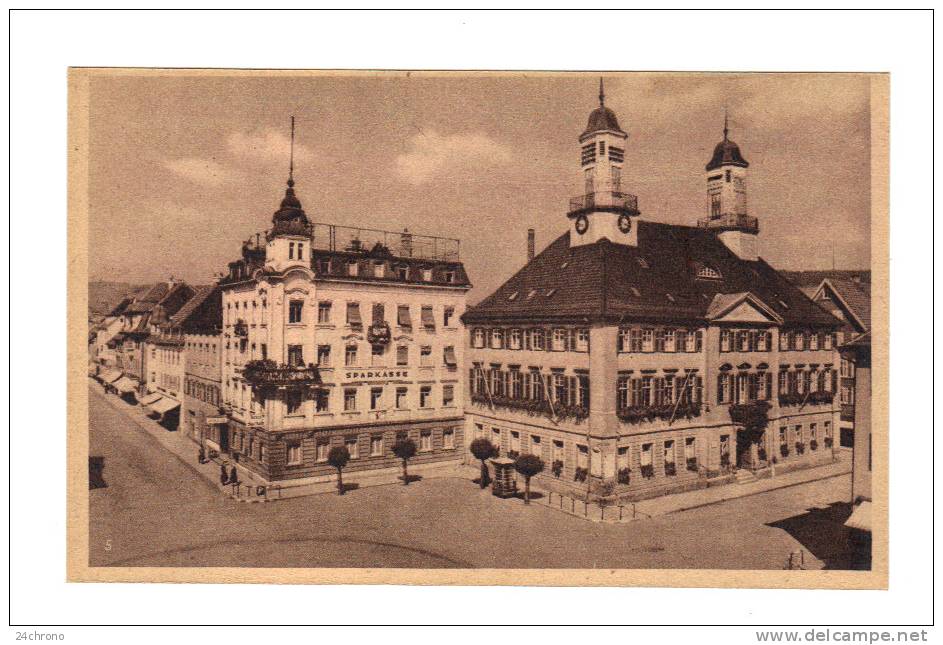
[326,436,546,505]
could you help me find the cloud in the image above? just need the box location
[160,128,319,187]
[161,157,235,186]
[394,129,512,185]
[226,129,316,168]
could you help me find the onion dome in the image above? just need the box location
[705,114,749,171]
[580,78,626,139]
[273,177,308,225]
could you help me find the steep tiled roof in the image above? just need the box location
[124,282,171,313]
[783,270,871,332]
[464,221,840,327]
[169,285,222,333]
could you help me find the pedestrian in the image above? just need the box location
[198,447,205,464]
[219,464,228,485]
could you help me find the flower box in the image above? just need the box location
[686,457,698,472]
[616,402,702,425]
[640,464,655,479]
[551,459,563,478]
[757,447,768,462]
[810,439,819,451]
[824,437,834,448]
[664,462,677,476]
[574,467,588,482]
[780,444,790,458]
[795,441,806,455]
[617,467,630,485]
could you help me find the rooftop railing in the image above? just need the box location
[697,213,759,232]
[568,190,639,215]
[240,223,461,262]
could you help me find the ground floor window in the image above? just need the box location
[286,442,302,465]
[809,423,818,449]
[420,430,432,452]
[316,441,329,462]
[840,426,854,449]
[474,423,483,438]
[345,436,359,459]
[509,431,521,456]
[575,444,589,481]
[719,435,730,467]
[443,428,455,449]
[685,437,697,471]
[530,434,541,456]
[492,427,502,452]
[640,443,654,478]
[370,435,383,457]
[664,440,676,475]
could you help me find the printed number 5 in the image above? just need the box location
[105,539,112,552]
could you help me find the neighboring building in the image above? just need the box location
[217,168,471,483]
[89,296,134,368]
[462,83,842,501]
[114,279,194,395]
[841,330,872,570]
[177,286,225,447]
[784,271,871,449]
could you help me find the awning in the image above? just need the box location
[100,369,122,384]
[845,501,872,532]
[139,391,163,405]
[205,416,228,425]
[113,376,138,394]
[443,346,457,366]
[421,306,436,328]
[149,397,181,415]
[397,306,411,327]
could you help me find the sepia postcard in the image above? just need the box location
[67,69,888,588]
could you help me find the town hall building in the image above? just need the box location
[462,82,842,501]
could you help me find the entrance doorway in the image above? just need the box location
[218,424,230,453]
[736,429,752,468]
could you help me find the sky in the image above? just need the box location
[87,71,872,303]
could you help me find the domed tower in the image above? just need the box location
[265,117,313,271]
[568,79,641,248]
[700,112,759,261]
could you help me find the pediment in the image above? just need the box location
[707,292,783,325]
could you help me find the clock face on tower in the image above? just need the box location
[575,215,589,235]
[618,214,632,234]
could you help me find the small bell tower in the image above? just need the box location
[568,79,640,248]
[700,111,758,261]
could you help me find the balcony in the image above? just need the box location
[567,190,639,216]
[729,400,771,428]
[697,213,759,233]
[240,359,321,388]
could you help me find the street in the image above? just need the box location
[89,383,855,570]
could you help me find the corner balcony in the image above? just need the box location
[240,360,321,389]
[728,400,771,428]
[697,213,759,234]
[567,190,639,217]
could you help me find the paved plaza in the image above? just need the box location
[89,383,857,570]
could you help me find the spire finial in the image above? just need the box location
[288,115,295,187]
[723,106,729,141]
[599,77,605,107]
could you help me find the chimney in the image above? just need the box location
[527,228,535,263]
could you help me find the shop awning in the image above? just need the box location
[205,416,228,425]
[113,376,138,394]
[845,501,872,533]
[100,369,122,384]
[443,346,457,366]
[139,391,163,405]
[149,397,181,415]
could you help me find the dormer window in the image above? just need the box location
[374,262,386,278]
[396,264,409,280]
[317,258,332,274]
[347,260,359,277]
[507,291,519,301]
[443,269,455,283]
[696,266,722,280]
[422,268,433,282]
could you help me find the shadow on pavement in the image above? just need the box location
[766,501,867,570]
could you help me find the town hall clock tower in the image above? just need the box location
[568,79,641,248]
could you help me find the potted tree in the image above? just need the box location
[513,454,545,505]
[327,445,351,495]
[392,437,418,485]
[469,437,497,489]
